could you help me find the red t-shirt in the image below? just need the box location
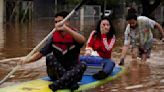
[86,31,115,58]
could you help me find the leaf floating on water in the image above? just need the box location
[111,89,118,91]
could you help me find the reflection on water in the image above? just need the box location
[0,21,53,60]
[0,22,164,92]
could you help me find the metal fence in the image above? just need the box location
[33,4,101,38]
[4,1,163,39]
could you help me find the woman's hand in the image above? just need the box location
[84,49,92,56]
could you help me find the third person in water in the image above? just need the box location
[119,11,164,65]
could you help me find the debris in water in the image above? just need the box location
[9,75,15,78]
[125,84,143,90]
[160,79,164,83]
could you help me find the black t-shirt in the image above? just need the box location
[40,36,84,68]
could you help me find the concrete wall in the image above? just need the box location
[0,0,4,23]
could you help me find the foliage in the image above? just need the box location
[66,0,82,5]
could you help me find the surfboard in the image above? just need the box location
[0,65,125,92]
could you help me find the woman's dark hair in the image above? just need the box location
[95,17,115,39]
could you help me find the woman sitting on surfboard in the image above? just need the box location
[80,17,116,80]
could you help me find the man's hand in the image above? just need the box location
[55,21,64,31]
[119,58,125,66]
[17,57,26,66]
[55,21,69,31]
[17,56,31,66]
[161,37,164,42]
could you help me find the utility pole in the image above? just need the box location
[0,0,4,49]
[102,0,107,17]
[55,0,57,14]
[80,7,84,31]
[0,0,4,23]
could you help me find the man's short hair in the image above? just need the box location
[126,13,137,21]
[55,11,69,18]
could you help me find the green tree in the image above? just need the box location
[66,0,82,5]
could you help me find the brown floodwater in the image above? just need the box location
[0,21,164,92]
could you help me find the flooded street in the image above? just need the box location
[0,20,53,60]
[0,21,164,92]
[88,44,164,92]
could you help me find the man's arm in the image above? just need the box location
[120,24,131,58]
[119,24,131,65]
[25,52,44,63]
[55,21,86,44]
[146,17,164,40]
[21,37,53,64]
[64,26,86,44]
[154,22,164,39]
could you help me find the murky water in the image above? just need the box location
[87,43,164,92]
[0,20,53,60]
[0,21,164,92]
